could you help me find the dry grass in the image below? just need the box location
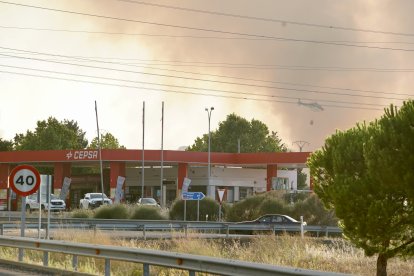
[1,229,413,276]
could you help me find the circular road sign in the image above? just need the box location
[9,165,41,197]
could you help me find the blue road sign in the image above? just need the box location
[182,192,205,200]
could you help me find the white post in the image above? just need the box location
[300,216,304,238]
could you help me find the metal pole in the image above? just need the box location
[160,101,164,208]
[37,190,41,239]
[219,202,222,222]
[105,259,110,276]
[197,200,199,221]
[205,107,214,194]
[141,101,145,198]
[46,175,51,240]
[20,197,26,237]
[184,200,186,221]
[95,101,105,201]
[19,196,26,261]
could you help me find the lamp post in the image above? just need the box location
[205,107,214,183]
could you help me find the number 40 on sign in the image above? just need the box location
[9,165,41,197]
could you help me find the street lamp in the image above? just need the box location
[205,107,214,182]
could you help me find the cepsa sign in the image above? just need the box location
[66,150,99,160]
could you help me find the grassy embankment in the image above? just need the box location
[0,229,413,275]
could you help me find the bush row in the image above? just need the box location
[71,192,338,226]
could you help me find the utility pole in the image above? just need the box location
[292,141,309,152]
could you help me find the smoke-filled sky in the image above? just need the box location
[0,0,413,152]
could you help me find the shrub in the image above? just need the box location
[169,197,220,221]
[259,198,291,215]
[225,195,265,222]
[282,191,310,204]
[71,208,92,219]
[291,194,338,226]
[93,204,129,219]
[224,192,336,225]
[129,206,167,220]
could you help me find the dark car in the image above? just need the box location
[236,214,306,235]
[250,214,306,225]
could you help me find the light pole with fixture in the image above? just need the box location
[205,107,214,191]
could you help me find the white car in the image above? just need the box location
[80,193,112,209]
[137,197,161,208]
[25,194,66,212]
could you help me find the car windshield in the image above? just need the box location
[284,215,299,222]
[90,193,107,199]
[141,198,156,204]
[28,194,59,201]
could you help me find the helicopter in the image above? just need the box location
[297,99,324,111]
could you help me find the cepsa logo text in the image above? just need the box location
[66,150,98,160]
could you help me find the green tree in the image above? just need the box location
[0,138,13,151]
[187,113,286,152]
[14,117,88,150]
[297,168,308,190]
[308,102,414,276]
[89,133,125,149]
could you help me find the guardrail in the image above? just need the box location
[0,218,342,239]
[0,235,349,276]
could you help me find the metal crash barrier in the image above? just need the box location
[0,235,349,276]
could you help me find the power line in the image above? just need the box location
[2,25,414,45]
[4,49,414,73]
[3,50,412,98]
[3,50,414,73]
[0,69,384,111]
[3,48,412,98]
[1,1,414,53]
[0,63,394,108]
[117,0,414,38]
[1,49,412,101]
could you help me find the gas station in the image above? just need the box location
[0,149,311,210]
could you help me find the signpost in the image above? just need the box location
[181,192,205,221]
[182,192,205,200]
[8,165,40,262]
[217,189,226,222]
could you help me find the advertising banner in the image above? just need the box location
[182,177,191,193]
[114,176,126,204]
[59,177,72,200]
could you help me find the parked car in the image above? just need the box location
[137,197,161,208]
[26,193,66,212]
[80,193,112,209]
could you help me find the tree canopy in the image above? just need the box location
[187,113,286,153]
[0,138,13,151]
[14,117,88,150]
[308,101,414,276]
[89,133,126,149]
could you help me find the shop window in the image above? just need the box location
[239,187,253,200]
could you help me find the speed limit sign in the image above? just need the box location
[9,165,41,197]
